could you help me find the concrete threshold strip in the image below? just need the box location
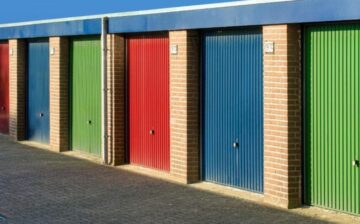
[19,140,103,165]
[17,139,360,224]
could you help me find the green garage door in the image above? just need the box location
[305,24,360,215]
[70,36,101,156]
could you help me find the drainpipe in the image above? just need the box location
[101,17,109,165]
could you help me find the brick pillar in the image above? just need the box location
[263,25,302,208]
[169,30,200,183]
[49,37,69,152]
[9,39,26,141]
[106,34,126,166]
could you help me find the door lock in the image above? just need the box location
[39,113,44,117]
[88,120,92,125]
[233,141,239,149]
[352,160,359,167]
[149,129,155,135]
[1,106,5,111]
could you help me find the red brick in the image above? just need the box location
[49,37,69,152]
[169,30,200,183]
[106,34,126,166]
[263,25,302,209]
[9,39,26,141]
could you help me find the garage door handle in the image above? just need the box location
[149,130,155,135]
[352,160,359,167]
[233,141,239,149]
[88,120,92,125]
[1,106,5,111]
[39,113,44,117]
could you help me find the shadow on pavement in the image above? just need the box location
[0,136,343,224]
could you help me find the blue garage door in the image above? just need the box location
[27,39,50,144]
[202,29,264,192]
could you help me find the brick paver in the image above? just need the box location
[0,136,330,224]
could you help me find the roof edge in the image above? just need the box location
[0,0,294,28]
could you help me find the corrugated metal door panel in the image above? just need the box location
[0,42,9,135]
[70,36,101,156]
[128,33,170,171]
[202,29,264,192]
[27,39,50,143]
[305,24,360,215]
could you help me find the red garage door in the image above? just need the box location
[128,33,170,171]
[0,42,9,135]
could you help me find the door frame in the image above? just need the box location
[0,40,9,135]
[25,38,50,142]
[199,27,265,191]
[69,35,102,154]
[302,21,360,207]
[125,31,170,167]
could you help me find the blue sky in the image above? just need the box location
[0,0,237,24]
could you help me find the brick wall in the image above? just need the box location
[9,39,26,141]
[7,27,303,209]
[106,34,126,166]
[263,25,302,208]
[49,37,69,152]
[169,30,200,183]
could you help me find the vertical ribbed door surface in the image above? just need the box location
[27,39,50,143]
[128,34,170,171]
[202,29,264,192]
[305,24,360,215]
[70,37,101,156]
[0,42,9,134]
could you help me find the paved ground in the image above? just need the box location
[0,136,357,224]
